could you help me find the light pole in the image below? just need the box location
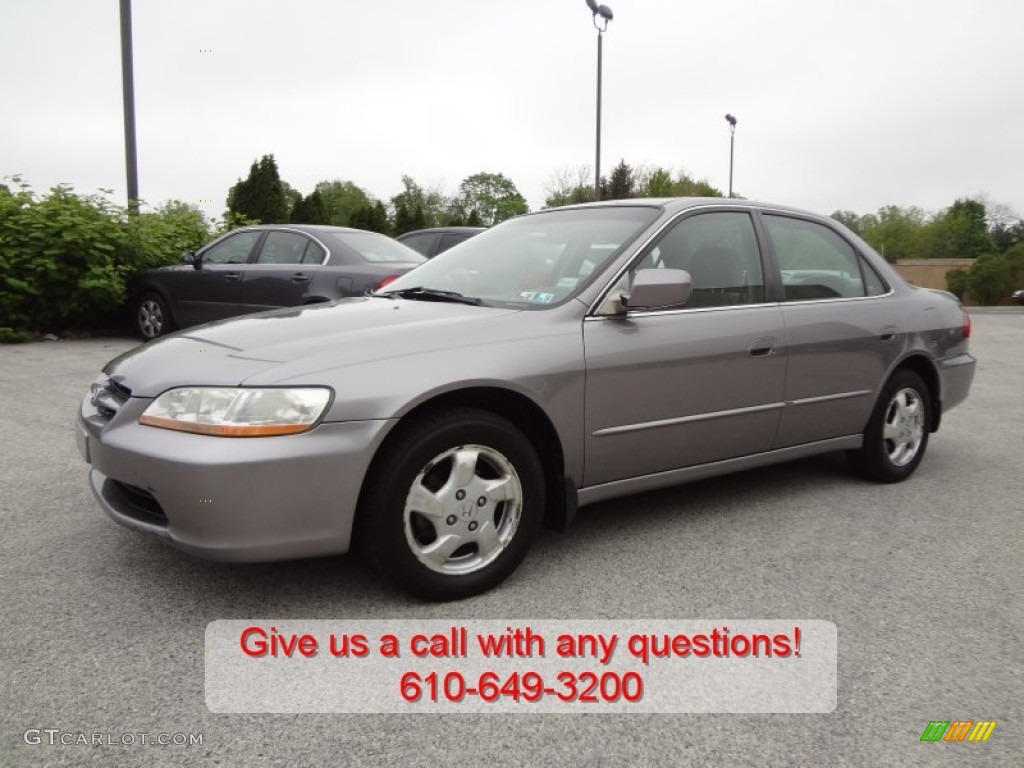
[586,0,613,201]
[725,113,737,198]
[120,0,139,214]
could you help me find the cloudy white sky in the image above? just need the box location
[2,0,1022,222]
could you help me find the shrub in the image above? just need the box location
[0,178,215,337]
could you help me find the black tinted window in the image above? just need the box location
[437,233,473,254]
[398,233,436,257]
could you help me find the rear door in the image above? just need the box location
[759,212,902,447]
[238,230,325,313]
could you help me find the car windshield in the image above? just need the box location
[377,206,660,307]
[323,231,426,264]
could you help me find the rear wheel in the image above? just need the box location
[135,292,174,340]
[358,408,544,601]
[848,370,931,483]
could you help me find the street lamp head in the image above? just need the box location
[587,0,613,30]
[725,113,737,127]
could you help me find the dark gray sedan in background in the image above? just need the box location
[130,224,425,339]
[80,199,975,600]
[397,226,485,258]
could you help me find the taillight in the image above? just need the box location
[374,274,400,292]
[962,307,971,339]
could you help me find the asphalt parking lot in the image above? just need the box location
[2,311,1021,767]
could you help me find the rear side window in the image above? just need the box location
[764,215,870,301]
[257,231,311,265]
[303,240,326,264]
[329,232,427,263]
[437,233,473,254]
[398,233,436,257]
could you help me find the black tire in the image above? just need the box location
[134,292,174,340]
[358,408,545,601]
[848,370,931,483]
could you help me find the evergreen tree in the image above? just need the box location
[604,160,635,200]
[226,154,288,224]
[290,193,309,224]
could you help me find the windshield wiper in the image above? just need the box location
[377,286,483,306]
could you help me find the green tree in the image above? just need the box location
[641,167,675,197]
[315,180,371,226]
[967,252,1014,305]
[543,166,595,208]
[945,268,969,301]
[455,172,528,226]
[289,189,328,225]
[350,199,392,235]
[390,176,448,229]
[669,171,725,198]
[864,205,928,261]
[603,160,635,200]
[290,193,309,224]
[280,180,300,221]
[226,154,288,224]
[924,198,995,259]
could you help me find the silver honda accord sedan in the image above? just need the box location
[77,199,976,600]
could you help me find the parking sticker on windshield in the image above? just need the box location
[518,292,556,304]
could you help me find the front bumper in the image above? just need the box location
[78,386,394,562]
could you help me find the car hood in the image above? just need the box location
[105,297,524,397]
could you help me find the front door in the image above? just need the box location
[583,210,787,486]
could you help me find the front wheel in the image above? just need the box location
[848,370,931,483]
[358,408,545,601]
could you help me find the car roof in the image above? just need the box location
[539,197,822,218]
[232,224,383,236]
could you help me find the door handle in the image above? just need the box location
[879,324,898,342]
[290,273,310,283]
[223,272,240,282]
[749,336,777,357]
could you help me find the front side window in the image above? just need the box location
[630,211,765,308]
[202,231,262,265]
[764,215,869,301]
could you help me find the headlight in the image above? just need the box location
[139,387,332,436]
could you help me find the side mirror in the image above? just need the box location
[621,268,693,311]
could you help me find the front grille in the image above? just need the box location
[107,480,168,527]
[91,378,131,421]
[108,379,132,399]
